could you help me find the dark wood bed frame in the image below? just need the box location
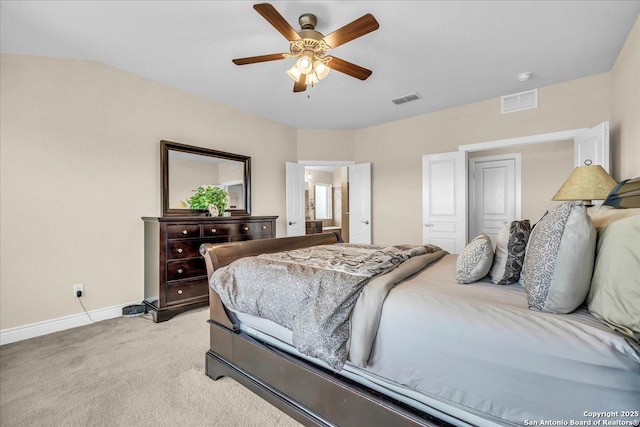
[200,233,456,427]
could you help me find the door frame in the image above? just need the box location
[468,153,522,243]
[458,124,607,243]
[299,160,356,168]
[458,128,589,153]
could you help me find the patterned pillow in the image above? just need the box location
[523,201,596,313]
[456,234,494,284]
[490,220,531,285]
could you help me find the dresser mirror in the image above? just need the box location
[161,140,251,217]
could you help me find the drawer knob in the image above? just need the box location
[182,229,188,235]
[177,289,183,295]
[177,268,183,274]
[177,248,183,254]
[262,225,267,230]
[211,228,217,233]
[244,226,249,231]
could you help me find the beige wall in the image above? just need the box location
[351,73,611,245]
[297,129,354,161]
[2,18,638,334]
[0,55,296,329]
[611,15,640,182]
[469,140,574,224]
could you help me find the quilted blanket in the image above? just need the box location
[210,243,443,370]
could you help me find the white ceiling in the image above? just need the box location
[2,1,639,130]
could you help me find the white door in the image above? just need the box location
[575,121,609,172]
[349,163,372,244]
[285,162,305,236]
[422,152,466,253]
[468,155,521,247]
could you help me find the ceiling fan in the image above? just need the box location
[232,3,379,93]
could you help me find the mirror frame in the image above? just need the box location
[161,140,251,217]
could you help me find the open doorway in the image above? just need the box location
[304,166,349,242]
[286,160,371,243]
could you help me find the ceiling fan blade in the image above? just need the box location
[232,53,287,65]
[293,74,307,92]
[323,14,379,49]
[326,56,372,80]
[254,3,301,41]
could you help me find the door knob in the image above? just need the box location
[361,220,370,225]
[288,221,297,226]
[424,224,434,227]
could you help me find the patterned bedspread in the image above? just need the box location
[210,243,442,370]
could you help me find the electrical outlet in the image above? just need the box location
[73,283,84,297]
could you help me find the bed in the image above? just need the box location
[200,180,640,427]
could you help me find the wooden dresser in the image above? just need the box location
[142,216,277,322]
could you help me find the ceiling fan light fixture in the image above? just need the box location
[314,60,331,80]
[307,71,320,86]
[287,65,302,82]
[296,51,314,74]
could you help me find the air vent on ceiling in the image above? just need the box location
[501,89,538,114]
[392,93,422,105]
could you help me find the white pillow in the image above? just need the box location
[490,220,531,285]
[456,234,494,284]
[523,201,596,314]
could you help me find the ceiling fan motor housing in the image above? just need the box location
[298,13,317,30]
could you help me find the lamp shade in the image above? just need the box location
[296,51,314,74]
[552,163,617,205]
[314,60,330,80]
[287,65,302,82]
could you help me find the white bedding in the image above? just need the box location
[231,254,640,426]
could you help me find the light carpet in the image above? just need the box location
[0,307,301,427]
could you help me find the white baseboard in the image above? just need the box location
[0,300,143,346]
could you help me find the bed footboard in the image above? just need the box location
[205,322,451,427]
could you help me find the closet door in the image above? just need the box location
[422,152,466,254]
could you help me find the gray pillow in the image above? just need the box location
[523,201,596,314]
[490,220,531,285]
[456,234,494,284]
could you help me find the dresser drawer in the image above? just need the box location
[166,240,202,259]
[167,224,201,240]
[202,223,235,237]
[203,223,253,237]
[166,278,209,304]
[166,258,206,281]
[253,222,273,235]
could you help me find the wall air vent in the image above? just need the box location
[392,92,422,105]
[501,89,538,114]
